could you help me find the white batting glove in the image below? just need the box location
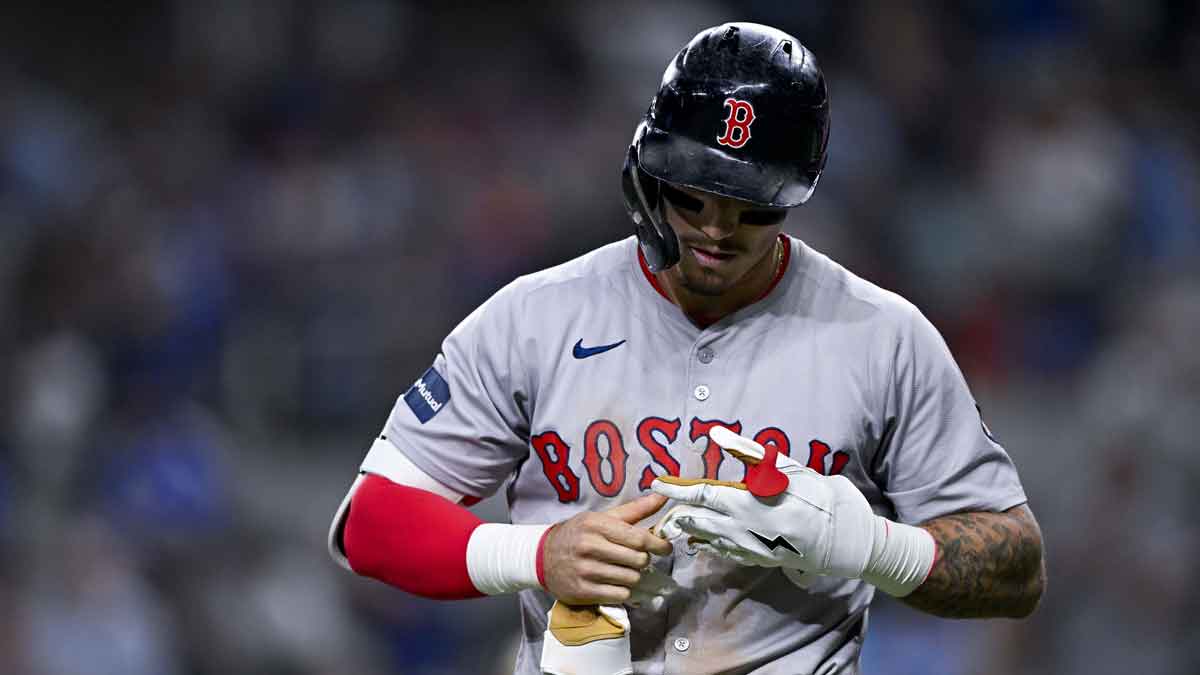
[627,565,677,610]
[651,426,935,596]
[540,532,677,675]
[541,603,632,675]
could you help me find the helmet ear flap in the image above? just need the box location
[622,138,679,272]
[637,165,660,209]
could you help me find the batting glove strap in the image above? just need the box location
[860,517,937,598]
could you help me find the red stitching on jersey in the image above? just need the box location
[637,247,672,300]
[756,233,791,302]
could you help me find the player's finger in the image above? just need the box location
[710,426,806,472]
[580,561,642,588]
[642,530,673,556]
[594,520,673,557]
[709,425,765,463]
[650,478,730,512]
[654,504,714,541]
[669,513,730,544]
[695,540,761,567]
[586,537,652,569]
[577,583,632,606]
[604,493,668,525]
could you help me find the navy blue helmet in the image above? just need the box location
[623,23,831,271]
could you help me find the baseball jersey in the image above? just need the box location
[359,234,1027,675]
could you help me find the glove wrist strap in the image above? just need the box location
[860,517,937,597]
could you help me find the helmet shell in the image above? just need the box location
[623,23,830,270]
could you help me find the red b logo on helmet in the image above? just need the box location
[717,98,755,148]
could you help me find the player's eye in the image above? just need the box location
[661,184,704,214]
[739,209,787,225]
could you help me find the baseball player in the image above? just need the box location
[328,23,1045,675]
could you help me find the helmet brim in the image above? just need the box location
[637,128,816,207]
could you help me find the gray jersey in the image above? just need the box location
[361,235,1027,675]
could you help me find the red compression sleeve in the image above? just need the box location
[343,473,486,600]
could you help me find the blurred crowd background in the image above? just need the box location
[1,1,1198,674]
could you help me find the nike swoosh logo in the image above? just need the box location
[748,529,801,556]
[572,338,626,359]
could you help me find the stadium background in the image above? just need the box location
[1,1,1198,673]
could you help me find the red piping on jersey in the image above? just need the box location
[637,248,673,300]
[760,234,792,302]
[637,234,792,308]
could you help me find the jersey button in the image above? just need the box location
[673,637,691,652]
[697,347,714,364]
[693,385,710,401]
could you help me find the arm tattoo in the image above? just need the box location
[900,504,1046,619]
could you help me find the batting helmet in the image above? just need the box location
[622,23,831,271]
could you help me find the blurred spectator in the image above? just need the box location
[22,518,182,675]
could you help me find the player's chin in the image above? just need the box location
[680,264,737,297]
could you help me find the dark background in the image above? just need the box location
[1,1,1198,674]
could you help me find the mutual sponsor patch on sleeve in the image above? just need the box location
[404,366,451,424]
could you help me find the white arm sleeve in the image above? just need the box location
[326,437,466,570]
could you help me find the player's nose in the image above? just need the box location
[695,211,739,241]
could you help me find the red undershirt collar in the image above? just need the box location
[637,234,792,328]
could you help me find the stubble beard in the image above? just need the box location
[675,243,774,298]
[674,256,735,297]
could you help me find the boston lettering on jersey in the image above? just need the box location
[529,416,849,503]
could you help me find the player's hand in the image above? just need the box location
[541,494,673,605]
[651,426,881,581]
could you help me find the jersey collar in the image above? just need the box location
[636,234,793,328]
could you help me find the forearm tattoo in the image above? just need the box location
[900,504,1046,618]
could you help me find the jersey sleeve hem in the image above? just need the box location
[360,435,483,502]
[327,473,366,571]
[891,487,1028,526]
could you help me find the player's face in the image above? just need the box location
[660,183,787,297]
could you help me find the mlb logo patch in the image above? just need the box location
[405,366,451,423]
